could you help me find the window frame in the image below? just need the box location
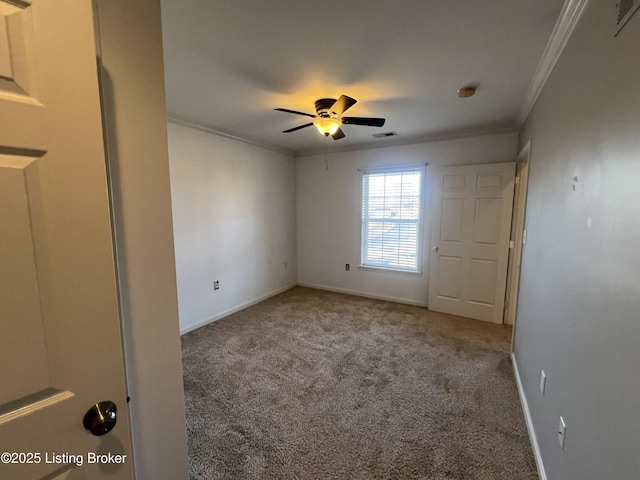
[358,164,427,275]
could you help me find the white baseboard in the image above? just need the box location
[511,353,547,480]
[179,282,297,335]
[296,282,429,308]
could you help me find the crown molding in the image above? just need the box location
[295,125,519,158]
[166,115,295,156]
[168,114,517,159]
[517,0,590,125]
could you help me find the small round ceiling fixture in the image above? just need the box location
[457,86,477,98]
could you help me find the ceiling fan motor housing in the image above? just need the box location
[315,98,337,117]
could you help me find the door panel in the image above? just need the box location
[435,255,463,300]
[476,172,503,189]
[440,199,464,242]
[0,1,132,479]
[428,163,515,323]
[0,155,50,404]
[473,198,503,244]
[442,173,466,190]
[469,259,498,305]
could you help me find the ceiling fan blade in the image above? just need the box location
[275,108,316,118]
[332,127,346,140]
[329,95,357,116]
[342,116,386,127]
[282,122,314,133]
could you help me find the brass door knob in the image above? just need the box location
[83,401,117,436]
[432,246,439,252]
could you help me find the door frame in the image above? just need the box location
[505,141,531,348]
[93,0,190,478]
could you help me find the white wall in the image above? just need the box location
[96,1,189,478]
[168,122,297,333]
[514,2,640,479]
[296,132,517,305]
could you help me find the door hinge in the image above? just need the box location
[504,301,510,311]
[515,176,521,185]
[509,240,515,249]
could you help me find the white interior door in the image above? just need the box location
[428,163,515,323]
[0,1,133,479]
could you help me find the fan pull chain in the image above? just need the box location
[324,136,329,171]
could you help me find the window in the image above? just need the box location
[360,165,425,272]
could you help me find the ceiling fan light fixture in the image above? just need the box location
[275,95,385,140]
[314,117,341,136]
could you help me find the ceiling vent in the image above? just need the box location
[372,131,397,138]
[614,0,640,36]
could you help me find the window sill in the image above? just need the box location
[357,265,423,276]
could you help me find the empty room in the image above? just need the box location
[162,0,639,479]
[1,1,637,480]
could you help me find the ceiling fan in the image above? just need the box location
[275,95,385,140]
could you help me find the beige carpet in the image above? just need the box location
[181,287,537,479]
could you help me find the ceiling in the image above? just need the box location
[161,0,565,154]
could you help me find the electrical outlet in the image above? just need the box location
[558,416,566,450]
[213,281,219,290]
[540,370,546,396]
[345,264,350,271]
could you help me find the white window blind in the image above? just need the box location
[361,166,424,272]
